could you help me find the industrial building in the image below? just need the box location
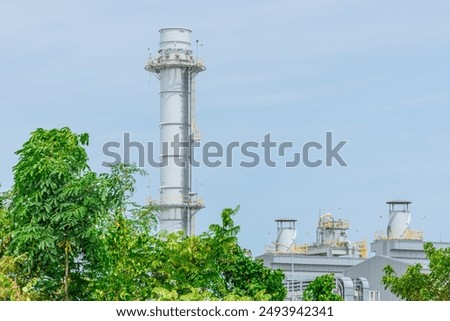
[257,200,450,301]
[344,201,450,300]
[257,212,368,300]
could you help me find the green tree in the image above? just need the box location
[1,127,286,301]
[89,202,158,300]
[149,207,286,301]
[303,274,343,301]
[1,204,36,300]
[382,242,450,300]
[3,128,144,300]
[92,206,286,301]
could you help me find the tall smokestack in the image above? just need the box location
[145,27,205,235]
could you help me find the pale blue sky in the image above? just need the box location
[1,1,450,255]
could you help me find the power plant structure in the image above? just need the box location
[145,28,205,235]
[258,200,450,300]
[258,212,367,300]
[143,27,449,300]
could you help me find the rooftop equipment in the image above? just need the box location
[275,219,297,252]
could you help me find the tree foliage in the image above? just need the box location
[0,255,37,300]
[149,207,286,301]
[382,242,450,300]
[89,202,157,300]
[303,274,343,301]
[92,207,286,301]
[0,127,286,301]
[0,204,10,257]
[1,128,145,300]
